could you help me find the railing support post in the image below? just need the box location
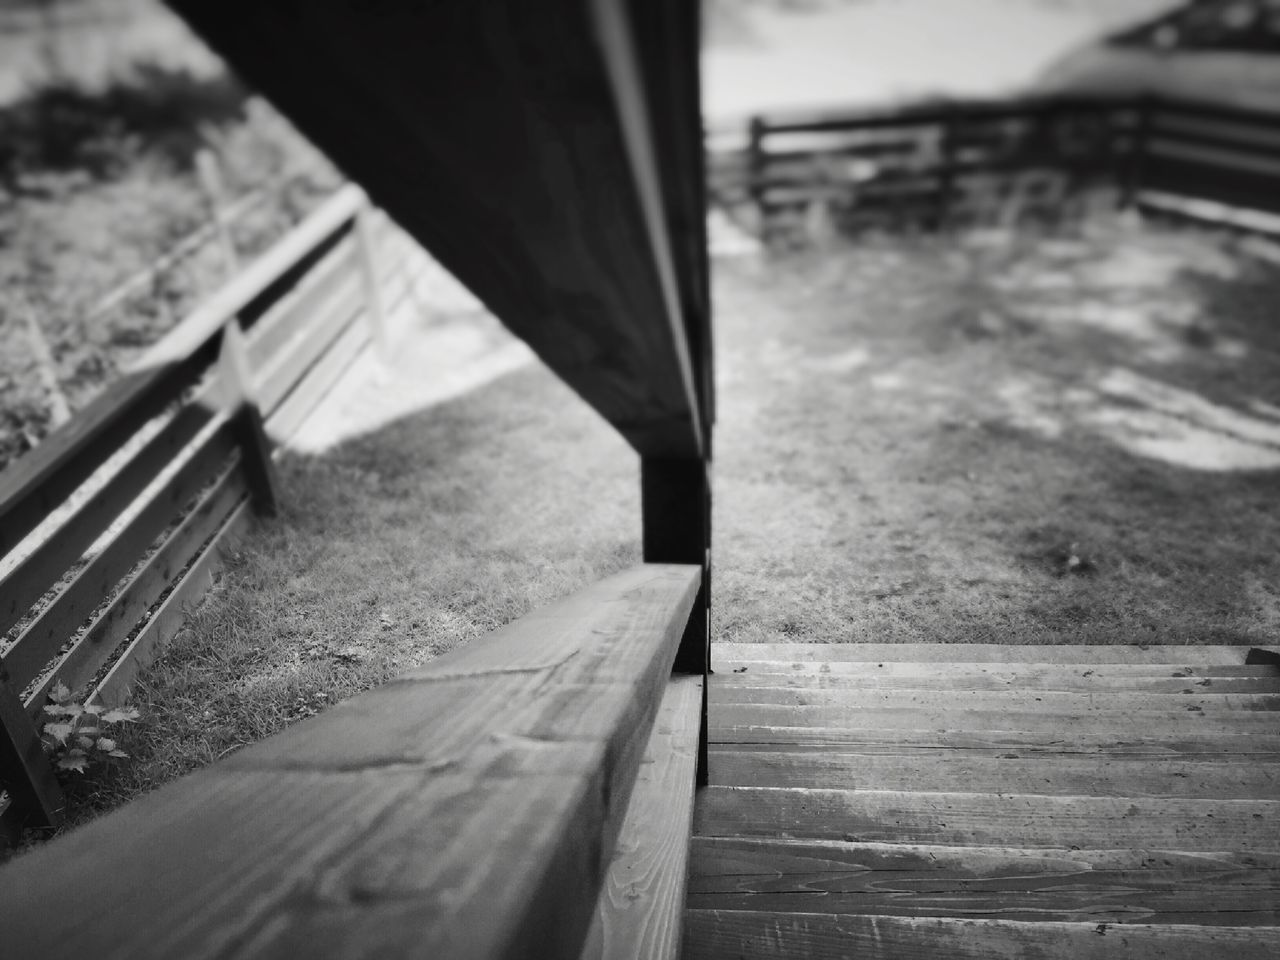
[218,318,278,516]
[1119,94,1152,211]
[0,674,62,829]
[642,455,711,784]
[354,200,392,360]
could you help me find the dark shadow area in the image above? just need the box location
[0,62,248,192]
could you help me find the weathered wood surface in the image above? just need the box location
[711,724,1280,757]
[712,662,1280,692]
[0,564,700,960]
[711,685,1280,713]
[579,675,702,960]
[708,750,1280,799]
[688,839,1280,925]
[166,0,706,459]
[3,415,239,692]
[713,643,1257,664]
[711,703,1280,735]
[696,786,1279,852]
[683,911,1280,960]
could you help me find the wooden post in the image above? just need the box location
[1119,95,1152,211]
[747,115,766,233]
[218,318,278,515]
[0,674,62,828]
[196,149,238,279]
[642,456,711,784]
[935,106,957,231]
[354,199,392,358]
[20,300,70,429]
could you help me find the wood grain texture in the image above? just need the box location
[707,750,1280,799]
[711,724,1280,758]
[0,564,700,960]
[710,685,1280,713]
[712,644,1256,664]
[688,839,1280,924]
[710,703,1280,736]
[683,911,1280,960]
[711,663,1280,693]
[694,786,1280,853]
[166,0,706,458]
[579,674,702,960]
[3,414,239,692]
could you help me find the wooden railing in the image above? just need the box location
[730,93,1280,240]
[0,184,422,829]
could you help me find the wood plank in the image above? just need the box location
[711,725,1280,759]
[683,910,1280,960]
[710,686,1280,713]
[711,662,1280,692]
[711,703,1280,735]
[0,676,62,827]
[694,786,1280,853]
[713,644,1255,665]
[687,839,1280,925]
[0,564,700,959]
[707,750,1280,800]
[0,383,220,640]
[91,498,253,708]
[166,0,707,459]
[578,675,702,960]
[22,457,248,716]
[3,415,240,692]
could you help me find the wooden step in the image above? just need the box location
[714,643,1258,664]
[711,725,1280,758]
[683,910,1280,959]
[713,665,1280,693]
[688,838,1280,925]
[711,703,1280,735]
[707,750,1280,799]
[694,787,1280,852]
[579,675,702,960]
[710,686,1280,712]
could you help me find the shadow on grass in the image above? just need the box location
[0,62,248,191]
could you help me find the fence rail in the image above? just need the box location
[0,183,422,829]
[724,93,1280,242]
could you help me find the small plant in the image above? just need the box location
[41,682,138,774]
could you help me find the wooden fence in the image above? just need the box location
[728,93,1280,242]
[0,183,423,829]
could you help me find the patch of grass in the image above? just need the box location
[712,220,1280,646]
[39,361,639,835]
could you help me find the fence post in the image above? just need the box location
[935,106,957,230]
[747,115,766,234]
[218,318,278,516]
[0,675,62,828]
[1119,95,1152,211]
[354,200,392,359]
[642,456,711,785]
[196,149,239,279]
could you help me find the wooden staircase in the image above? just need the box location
[684,643,1280,959]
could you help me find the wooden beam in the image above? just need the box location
[165,0,707,459]
[0,564,700,959]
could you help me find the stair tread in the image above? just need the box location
[713,667,1280,693]
[694,786,1280,853]
[683,910,1280,959]
[714,643,1260,664]
[688,837,1280,925]
[708,749,1280,799]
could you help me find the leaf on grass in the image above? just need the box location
[79,727,100,737]
[82,704,104,716]
[57,752,89,773]
[76,736,94,751]
[102,707,140,723]
[50,681,72,704]
[43,703,79,716]
[108,749,128,758]
[43,722,74,744]
[96,738,117,752]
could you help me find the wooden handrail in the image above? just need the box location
[0,563,701,959]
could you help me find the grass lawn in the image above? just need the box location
[30,210,1280,836]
